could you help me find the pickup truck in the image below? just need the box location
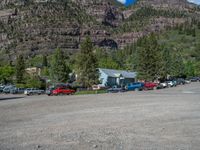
[126,82,144,91]
[52,87,76,95]
[24,88,44,96]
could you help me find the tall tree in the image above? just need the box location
[160,47,173,79]
[0,65,15,84]
[15,54,25,83]
[194,43,200,61]
[42,55,48,67]
[95,48,120,69]
[136,34,162,81]
[75,37,99,88]
[184,61,195,77]
[171,49,185,77]
[50,48,70,82]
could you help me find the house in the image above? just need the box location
[99,68,137,87]
[25,67,41,76]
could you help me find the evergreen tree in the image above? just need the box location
[25,75,45,89]
[50,48,70,82]
[194,43,200,61]
[171,49,185,77]
[42,55,48,67]
[198,21,200,29]
[192,28,196,37]
[184,61,195,77]
[136,34,162,81]
[194,61,200,76]
[15,54,25,84]
[0,65,15,84]
[160,47,172,79]
[75,37,99,88]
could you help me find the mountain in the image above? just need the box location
[0,0,200,63]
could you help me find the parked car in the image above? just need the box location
[45,87,55,96]
[172,80,177,86]
[0,85,5,93]
[189,77,200,82]
[126,82,144,91]
[160,82,168,88]
[2,86,15,94]
[185,79,191,84]
[2,87,10,94]
[10,88,25,94]
[156,82,168,89]
[52,87,76,95]
[92,85,107,90]
[107,86,127,93]
[24,88,44,96]
[176,78,185,85]
[143,82,158,90]
[166,81,176,87]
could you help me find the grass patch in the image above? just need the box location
[75,90,107,95]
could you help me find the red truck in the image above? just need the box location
[144,82,158,90]
[52,87,76,95]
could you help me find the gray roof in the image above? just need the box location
[99,68,137,78]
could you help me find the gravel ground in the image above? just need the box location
[0,83,200,150]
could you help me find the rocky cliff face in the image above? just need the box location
[0,0,199,62]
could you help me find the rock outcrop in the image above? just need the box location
[0,0,199,62]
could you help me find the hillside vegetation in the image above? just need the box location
[1,0,200,85]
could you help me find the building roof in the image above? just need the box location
[99,68,137,78]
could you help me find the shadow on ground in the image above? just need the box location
[0,96,25,101]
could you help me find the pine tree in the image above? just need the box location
[50,48,70,83]
[184,61,195,77]
[136,34,162,81]
[42,55,48,67]
[15,54,25,84]
[198,21,200,29]
[171,49,185,77]
[192,28,196,37]
[160,47,173,79]
[194,43,200,61]
[75,37,99,88]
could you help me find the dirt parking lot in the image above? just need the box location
[0,83,200,150]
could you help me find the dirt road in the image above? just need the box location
[0,83,200,150]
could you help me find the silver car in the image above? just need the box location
[24,88,44,96]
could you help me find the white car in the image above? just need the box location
[92,85,106,90]
[166,81,175,87]
[160,82,168,88]
[24,88,44,96]
[185,80,191,84]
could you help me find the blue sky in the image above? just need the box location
[116,0,137,6]
[187,0,200,5]
[116,0,200,6]
[124,0,137,6]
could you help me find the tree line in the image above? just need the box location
[1,28,200,88]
